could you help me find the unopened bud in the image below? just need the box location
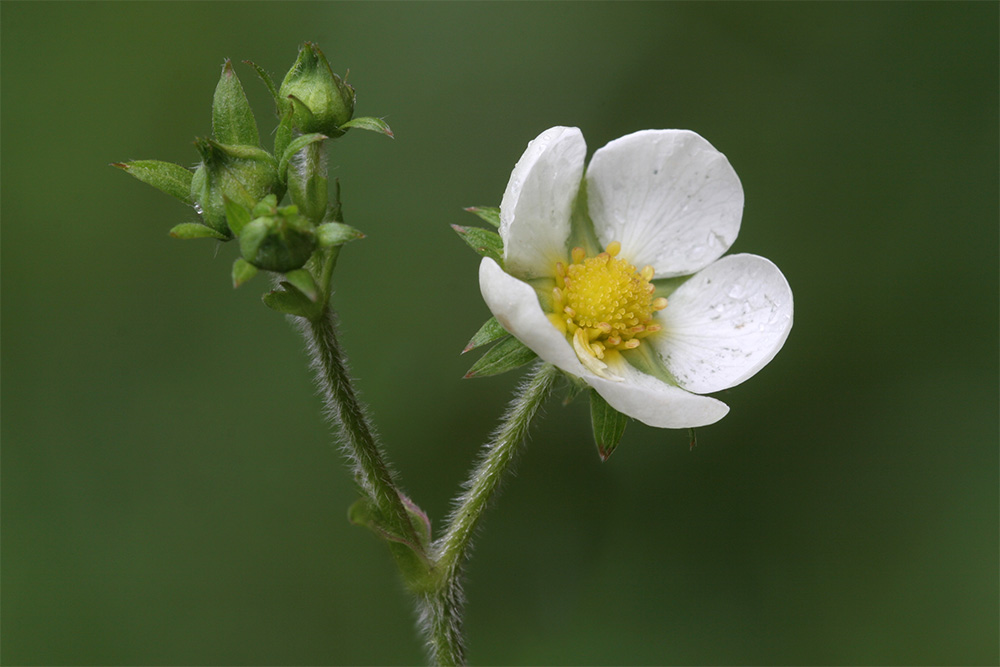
[190,140,281,237]
[238,197,317,272]
[278,42,355,137]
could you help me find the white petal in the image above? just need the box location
[478,258,589,377]
[585,357,730,428]
[587,129,743,277]
[500,127,587,278]
[654,253,793,394]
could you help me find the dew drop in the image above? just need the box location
[193,202,204,215]
[727,283,745,299]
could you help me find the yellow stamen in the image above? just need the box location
[548,241,665,372]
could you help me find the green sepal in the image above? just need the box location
[317,222,364,248]
[261,282,322,319]
[278,132,327,183]
[287,141,327,222]
[222,196,252,236]
[252,194,279,217]
[462,316,509,354]
[590,390,629,462]
[464,206,501,228]
[347,496,433,593]
[112,160,193,204]
[168,222,228,240]
[464,335,537,378]
[338,116,394,138]
[243,59,280,108]
[274,104,294,164]
[451,225,503,263]
[561,374,588,405]
[190,139,281,237]
[328,178,343,223]
[283,268,319,301]
[231,258,258,288]
[213,59,259,147]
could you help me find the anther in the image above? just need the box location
[640,265,655,281]
[606,241,622,257]
[652,297,668,310]
[571,247,586,264]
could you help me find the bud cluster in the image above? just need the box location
[115,43,392,314]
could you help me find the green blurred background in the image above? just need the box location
[3,2,997,665]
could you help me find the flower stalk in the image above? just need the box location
[421,362,560,665]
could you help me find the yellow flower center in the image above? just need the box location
[549,241,667,378]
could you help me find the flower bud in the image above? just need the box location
[278,42,355,137]
[190,139,282,237]
[238,197,317,272]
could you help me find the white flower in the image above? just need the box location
[479,127,793,428]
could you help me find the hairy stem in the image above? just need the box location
[299,309,421,551]
[422,362,559,665]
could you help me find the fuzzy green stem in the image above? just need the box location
[422,362,559,665]
[300,308,421,552]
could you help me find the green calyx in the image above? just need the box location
[238,195,317,273]
[279,42,355,137]
[190,139,282,237]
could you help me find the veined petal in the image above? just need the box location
[587,130,743,278]
[479,258,589,377]
[654,253,793,394]
[500,127,587,278]
[585,356,730,428]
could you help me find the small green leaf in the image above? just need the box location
[262,284,321,319]
[283,268,319,302]
[347,496,433,593]
[452,224,503,263]
[317,222,364,248]
[464,335,537,378]
[231,258,258,288]
[339,116,394,138]
[212,59,259,147]
[399,493,432,550]
[278,132,327,183]
[113,160,193,204]
[222,196,252,236]
[590,391,629,462]
[464,206,501,228]
[168,222,228,240]
[462,316,509,354]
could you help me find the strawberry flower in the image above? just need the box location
[479,127,793,428]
